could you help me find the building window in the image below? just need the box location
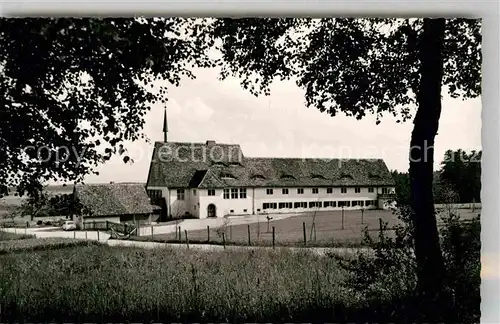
[294,202,307,208]
[230,209,234,213]
[282,188,289,195]
[341,187,347,194]
[208,189,215,196]
[368,187,374,193]
[297,188,304,194]
[382,187,391,194]
[263,202,277,209]
[266,189,273,195]
[193,189,197,195]
[365,200,376,206]
[279,202,292,209]
[147,189,162,200]
[309,201,321,208]
[239,188,247,199]
[325,201,336,207]
[327,187,333,194]
[243,209,247,213]
[194,205,196,210]
[223,189,230,199]
[257,209,261,212]
[312,188,319,194]
[339,201,350,207]
[355,187,361,193]
[231,188,238,199]
[177,189,185,200]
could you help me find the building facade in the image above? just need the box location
[146,109,396,220]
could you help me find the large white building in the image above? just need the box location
[146,109,395,220]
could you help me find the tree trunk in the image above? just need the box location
[409,18,446,306]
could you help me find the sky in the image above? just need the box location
[83,67,482,184]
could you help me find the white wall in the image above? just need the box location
[152,185,395,219]
[254,186,380,214]
[198,188,253,219]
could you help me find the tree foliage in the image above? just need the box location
[209,18,480,121]
[0,18,213,198]
[439,149,481,203]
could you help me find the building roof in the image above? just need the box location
[74,183,153,217]
[146,141,395,189]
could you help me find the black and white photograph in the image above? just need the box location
[0,16,485,322]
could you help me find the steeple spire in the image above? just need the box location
[162,107,168,142]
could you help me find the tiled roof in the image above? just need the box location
[146,141,395,189]
[74,183,153,217]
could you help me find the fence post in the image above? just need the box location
[222,232,226,249]
[184,230,189,249]
[472,198,475,212]
[178,226,181,240]
[85,230,87,240]
[361,208,364,224]
[207,225,210,243]
[302,222,307,245]
[106,220,109,231]
[342,206,345,230]
[272,226,275,249]
[247,224,251,246]
[313,223,317,242]
[97,230,100,241]
[151,225,154,240]
[379,218,383,232]
[93,221,96,230]
[73,230,76,239]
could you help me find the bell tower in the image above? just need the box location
[162,107,168,142]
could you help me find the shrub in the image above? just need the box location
[331,205,480,322]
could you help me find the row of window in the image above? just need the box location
[263,200,377,210]
[173,187,391,201]
[266,187,378,195]
[223,188,247,199]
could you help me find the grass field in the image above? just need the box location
[135,208,481,247]
[0,212,480,322]
[0,242,383,322]
[0,231,35,241]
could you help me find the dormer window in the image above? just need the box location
[368,173,382,180]
[311,174,327,180]
[251,174,266,180]
[280,174,296,180]
[339,173,353,180]
[220,173,236,180]
[229,161,242,167]
[212,161,228,167]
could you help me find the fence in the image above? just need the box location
[138,207,480,248]
[81,221,137,236]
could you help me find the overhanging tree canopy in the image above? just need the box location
[0,17,213,197]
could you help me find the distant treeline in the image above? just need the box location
[392,149,481,205]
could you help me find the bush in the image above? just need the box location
[331,205,480,323]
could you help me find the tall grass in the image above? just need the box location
[0,238,101,255]
[0,245,366,322]
[0,231,35,241]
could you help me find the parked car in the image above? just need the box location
[62,220,76,231]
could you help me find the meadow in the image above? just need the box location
[133,208,480,248]
[0,242,381,322]
[0,209,480,322]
